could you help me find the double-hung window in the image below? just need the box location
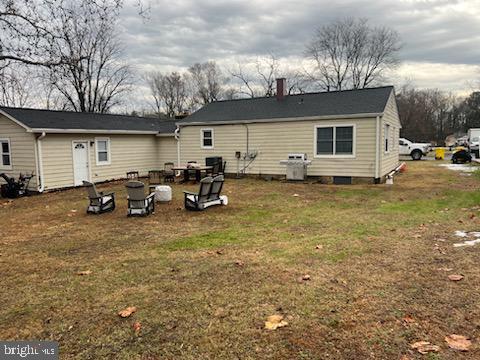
[95,137,111,165]
[201,129,214,149]
[315,125,354,157]
[0,138,12,169]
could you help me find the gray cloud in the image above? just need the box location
[118,0,480,95]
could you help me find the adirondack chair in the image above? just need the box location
[126,180,155,216]
[183,175,226,211]
[83,181,116,214]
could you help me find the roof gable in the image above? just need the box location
[179,86,393,125]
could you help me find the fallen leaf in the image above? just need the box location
[76,270,92,276]
[118,306,137,318]
[469,214,476,220]
[402,315,416,324]
[448,274,464,281]
[264,314,288,330]
[302,274,311,281]
[70,209,77,213]
[216,250,223,255]
[445,334,471,351]
[234,260,244,267]
[132,321,141,333]
[437,267,453,272]
[315,244,323,250]
[410,341,440,354]
[292,194,299,197]
[214,307,227,318]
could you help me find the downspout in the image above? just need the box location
[243,124,249,174]
[36,132,46,192]
[375,116,381,183]
[174,126,181,166]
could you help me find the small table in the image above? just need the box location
[172,165,212,183]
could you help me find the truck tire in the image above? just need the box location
[411,150,422,161]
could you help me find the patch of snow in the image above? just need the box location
[454,239,480,247]
[454,230,468,238]
[438,164,477,172]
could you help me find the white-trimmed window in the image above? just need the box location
[315,125,355,157]
[384,124,391,153]
[95,137,111,165]
[201,128,214,149]
[0,138,12,170]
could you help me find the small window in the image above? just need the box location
[201,129,214,149]
[0,138,12,169]
[315,125,354,157]
[95,138,110,165]
[384,124,390,153]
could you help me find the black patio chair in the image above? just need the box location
[148,170,162,191]
[163,162,175,183]
[126,180,155,216]
[83,181,116,214]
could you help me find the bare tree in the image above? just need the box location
[44,1,131,113]
[0,0,145,68]
[146,71,188,118]
[187,61,225,106]
[306,18,401,91]
[229,54,308,97]
[0,65,32,107]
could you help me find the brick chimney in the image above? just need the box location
[276,78,287,101]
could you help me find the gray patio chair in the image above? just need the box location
[125,180,155,216]
[83,181,115,214]
[183,175,225,211]
[183,176,213,211]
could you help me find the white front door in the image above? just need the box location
[73,141,89,186]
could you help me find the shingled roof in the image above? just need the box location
[179,86,394,125]
[0,107,177,134]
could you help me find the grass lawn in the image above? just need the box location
[2,161,480,359]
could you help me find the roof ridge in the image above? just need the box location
[208,85,394,104]
[0,106,175,122]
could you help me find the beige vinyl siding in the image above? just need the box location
[158,136,178,166]
[179,118,377,178]
[41,134,161,190]
[0,115,37,189]
[380,93,401,177]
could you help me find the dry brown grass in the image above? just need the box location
[2,161,480,359]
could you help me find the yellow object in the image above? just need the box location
[435,148,445,160]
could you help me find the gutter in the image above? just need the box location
[28,128,159,135]
[175,112,383,127]
[36,132,46,192]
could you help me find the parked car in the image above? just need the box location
[399,138,430,160]
[467,128,480,157]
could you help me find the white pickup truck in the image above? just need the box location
[399,138,430,160]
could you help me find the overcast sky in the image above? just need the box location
[118,0,480,108]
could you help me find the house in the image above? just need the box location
[176,79,401,184]
[0,107,177,191]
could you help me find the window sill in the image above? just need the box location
[96,162,111,166]
[0,165,13,171]
[314,154,356,159]
[201,146,214,150]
